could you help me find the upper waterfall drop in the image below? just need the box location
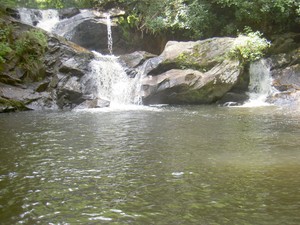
[18,8,60,33]
[106,14,113,55]
[243,59,276,107]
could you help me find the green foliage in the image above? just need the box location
[0,18,48,80]
[0,97,28,111]
[213,0,300,35]
[1,0,299,45]
[1,0,95,9]
[229,30,271,63]
[15,29,48,81]
[0,23,13,63]
[0,42,12,63]
[16,29,47,58]
[98,0,300,39]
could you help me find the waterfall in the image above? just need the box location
[18,8,60,32]
[36,10,60,32]
[243,59,276,107]
[18,8,35,25]
[87,52,142,107]
[106,14,113,55]
[18,8,143,108]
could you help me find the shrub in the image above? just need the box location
[15,29,48,81]
[229,30,271,63]
[0,23,13,64]
[0,42,11,63]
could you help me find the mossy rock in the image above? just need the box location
[0,97,29,112]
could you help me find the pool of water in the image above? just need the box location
[0,105,299,224]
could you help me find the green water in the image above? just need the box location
[0,106,299,224]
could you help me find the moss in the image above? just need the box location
[174,44,222,72]
[185,73,196,81]
[0,97,29,112]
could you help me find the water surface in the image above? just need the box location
[0,106,299,224]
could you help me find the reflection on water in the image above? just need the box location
[0,106,299,224]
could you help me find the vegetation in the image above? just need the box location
[229,29,271,63]
[1,0,94,9]
[0,25,12,64]
[1,0,299,39]
[94,0,300,39]
[0,0,299,63]
[0,19,48,81]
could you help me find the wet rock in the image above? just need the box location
[52,10,127,55]
[217,92,249,106]
[265,45,300,106]
[58,7,80,19]
[120,51,157,68]
[269,33,300,55]
[74,98,110,109]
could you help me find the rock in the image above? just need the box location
[58,7,80,19]
[52,10,127,55]
[0,83,51,111]
[265,46,300,106]
[217,92,249,106]
[5,7,20,19]
[74,98,110,109]
[119,51,157,68]
[269,33,300,55]
[119,51,157,78]
[141,38,244,104]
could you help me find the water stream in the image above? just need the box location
[106,14,113,55]
[243,59,276,107]
[18,8,60,32]
[88,52,142,106]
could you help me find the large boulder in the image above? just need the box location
[53,10,127,55]
[140,38,245,104]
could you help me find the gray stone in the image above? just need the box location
[141,38,243,104]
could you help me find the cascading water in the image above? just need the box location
[243,59,276,107]
[88,52,142,107]
[18,7,143,108]
[18,8,60,32]
[86,15,143,107]
[36,10,60,32]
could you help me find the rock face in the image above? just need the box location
[266,34,300,106]
[140,38,246,104]
[0,18,110,112]
[52,10,126,55]
[15,8,165,55]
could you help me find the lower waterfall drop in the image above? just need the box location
[243,59,276,107]
[88,52,142,107]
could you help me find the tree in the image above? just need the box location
[213,0,300,35]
